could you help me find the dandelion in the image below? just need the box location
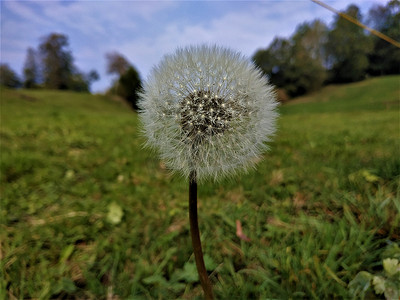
[139,45,278,299]
[139,45,278,182]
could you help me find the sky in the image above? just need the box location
[1,0,386,93]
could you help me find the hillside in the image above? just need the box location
[282,75,399,114]
[1,76,399,299]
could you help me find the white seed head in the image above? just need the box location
[139,45,278,181]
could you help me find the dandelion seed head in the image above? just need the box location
[139,45,278,181]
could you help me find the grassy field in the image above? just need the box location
[1,76,399,299]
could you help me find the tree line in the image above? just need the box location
[0,32,142,109]
[1,1,398,107]
[252,1,399,100]
[1,33,99,92]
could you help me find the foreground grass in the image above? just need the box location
[1,76,399,299]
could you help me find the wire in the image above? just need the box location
[311,0,400,48]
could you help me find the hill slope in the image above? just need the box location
[282,75,399,114]
[1,77,399,299]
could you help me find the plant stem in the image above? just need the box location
[189,171,214,300]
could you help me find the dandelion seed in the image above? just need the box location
[139,45,278,182]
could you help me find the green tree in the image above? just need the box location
[367,0,400,75]
[23,47,39,88]
[253,37,292,92]
[116,66,142,110]
[326,5,373,83]
[292,20,328,64]
[290,20,328,94]
[68,69,100,93]
[68,73,89,92]
[39,33,73,89]
[0,64,21,88]
[253,20,328,97]
[38,33,99,92]
[106,51,142,109]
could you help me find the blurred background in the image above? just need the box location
[1,0,398,103]
[1,1,399,299]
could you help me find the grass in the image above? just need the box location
[1,75,399,299]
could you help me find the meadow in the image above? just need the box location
[1,76,399,299]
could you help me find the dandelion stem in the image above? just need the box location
[189,170,214,300]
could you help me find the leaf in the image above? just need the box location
[348,169,380,184]
[182,262,199,282]
[64,169,75,179]
[143,274,168,286]
[106,202,123,225]
[173,262,198,283]
[204,254,217,271]
[384,281,400,300]
[372,276,385,295]
[382,243,400,260]
[117,174,124,182]
[52,277,77,294]
[361,170,380,183]
[59,245,74,263]
[383,258,399,276]
[348,271,372,296]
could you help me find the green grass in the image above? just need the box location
[1,76,399,299]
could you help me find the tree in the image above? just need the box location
[39,33,74,89]
[37,33,99,92]
[290,20,328,94]
[87,70,100,83]
[105,52,130,76]
[253,20,328,97]
[23,47,39,88]
[367,0,400,75]
[105,51,142,109]
[116,66,142,109]
[326,5,373,83]
[292,20,328,67]
[253,37,292,91]
[68,69,100,93]
[0,64,21,88]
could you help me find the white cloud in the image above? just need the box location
[118,0,381,76]
[111,1,332,80]
[3,0,51,26]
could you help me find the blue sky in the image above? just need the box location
[1,0,384,92]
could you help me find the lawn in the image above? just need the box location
[1,75,399,299]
